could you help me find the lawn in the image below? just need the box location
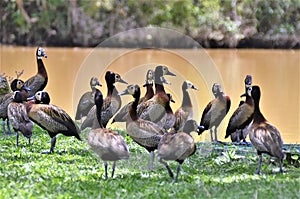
[0,124,299,199]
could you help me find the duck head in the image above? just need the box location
[244,75,252,86]
[90,77,102,88]
[212,83,223,97]
[10,79,30,92]
[118,84,140,99]
[28,91,51,104]
[183,80,198,90]
[105,71,128,85]
[12,91,24,103]
[36,47,47,59]
[143,69,154,87]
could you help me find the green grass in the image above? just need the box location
[0,125,299,199]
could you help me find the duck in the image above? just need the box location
[156,93,176,131]
[137,65,176,123]
[0,79,30,135]
[81,71,127,130]
[75,77,102,121]
[248,85,284,174]
[174,80,198,131]
[119,84,166,170]
[7,91,33,146]
[198,83,231,142]
[111,69,154,124]
[157,119,199,181]
[225,76,254,143]
[26,91,81,154]
[88,88,129,180]
[24,47,48,97]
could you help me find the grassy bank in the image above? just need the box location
[0,125,299,198]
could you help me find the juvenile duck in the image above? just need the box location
[88,88,129,180]
[7,91,33,146]
[75,77,102,121]
[81,71,127,130]
[111,69,154,124]
[157,120,199,181]
[174,80,198,131]
[249,86,284,174]
[24,47,48,97]
[26,91,81,154]
[198,83,231,142]
[119,84,166,170]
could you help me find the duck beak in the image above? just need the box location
[118,89,129,96]
[192,85,199,90]
[166,70,176,76]
[22,85,31,92]
[41,51,47,58]
[171,99,175,103]
[97,82,102,87]
[27,96,35,101]
[119,78,128,84]
[240,92,247,98]
[197,125,205,134]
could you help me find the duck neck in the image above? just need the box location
[165,102,173,114]
[37,56,47,78]
[245,95,254,106]
[182,88,192,107]
[144,84,154,100]
[155,78,166,94]
[129,93,140,121]
[253,101,266,123]
[96,103,104,128]
[107,83,115,96]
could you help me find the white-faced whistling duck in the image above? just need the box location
[75,77,102,122]
[81,71,127,130]
[119,84,166,170]
[174,80,198,131]
[157,119,199,181]
[8,91,33,146]
[24,47,48,97]
[88,88,129,180]
[137,65,176,123]
[156,93,176,131]
[249,85,284,174]
[198,83,231,143]
[0,79,29,135]
[225,86,254,143]
[111,69,154,124]
[26,91,81,154]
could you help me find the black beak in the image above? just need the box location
[171,99,175,103]
[22,85,31,92]
[27,96,35,101]
[240,92,247,98]
[166,70,176,76]
[118,89,129,96]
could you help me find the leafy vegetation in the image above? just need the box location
[0,0,299,48]
[0,124,299,198]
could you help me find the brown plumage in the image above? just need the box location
[0,79,30,134]
[119,84,166,170]
[249,85,284,174]
[7,91,33,146]
[24,47,48,97]
[198,83,231,142]
[156,93,176,131]
[0,74,11,100]
[137,65,176,123]
[157,120,198,181]
[75,77,102,121]
[81,71,127,130]
[88,88,129,180]
[174,80,198,131]
[26,91,81,154]
[225,86,254,142]
[111,69,154,124]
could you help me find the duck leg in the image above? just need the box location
[42,136,57,154]
[104,161,108,180]
[148,151,155,170]
[7,119,12,134]
[210,129,214,142]
[255,153,263,174]
[159,158,174,179]
[279,159,283,173]
[214,127,218,142]
[111,161,116,178]
[175,163,182,182]
[15,131,19,147]
[28,137,31,145]
[2,120,6,135]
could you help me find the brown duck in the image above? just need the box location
[248,85,284,174]
[88,88,129,180]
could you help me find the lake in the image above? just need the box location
[1,46,299,143]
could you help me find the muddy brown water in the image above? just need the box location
[1,46,299,143]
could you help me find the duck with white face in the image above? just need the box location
[26,91,81,154]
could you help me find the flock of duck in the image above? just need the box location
[0,47,284,181]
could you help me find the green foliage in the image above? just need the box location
[0,124,299,198]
